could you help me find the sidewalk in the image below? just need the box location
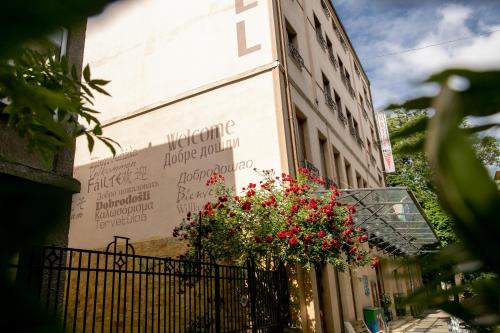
[390,310,450,333]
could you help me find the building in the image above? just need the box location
[0,24,87,249]
[69,1,436,331]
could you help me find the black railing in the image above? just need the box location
[316,31,327,51]
[370,154,376,165]
[328,52,338,69]
[338,111,347,126]
[299,160,320,178]
[324,92,337,112]
[341,76,355,98]
[355,134,364,147]
[11,237,290,333]
[362,108,369,120]
[288,43,305,70]
[321,1,331,19]
[324,177,337,190]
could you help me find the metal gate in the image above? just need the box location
[12,236,290,333]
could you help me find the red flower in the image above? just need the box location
[246,189,256,197]
[265,235,274,243]
[288,237,299,246]
[255,236,262,243]
[277,231,287,239]
[248,183,257,189]
[290,204,300,214]
[241,201,252,211]
[205,172,224,186]
[308,198,318,210]
[317,230,326,238]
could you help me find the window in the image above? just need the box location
[367,139,372,154]
[314,14,326,50]
[286,20,298,47]
[322,73,330,94]
[296,109,308,161]
[356,172,362,189]
[353,119,360,137]
[378,174,383,186]
[332,147,342,184]
[286,20,304,69]
[319,134,329,178]
[346,108,353,129]
[344,160,353,188]
[334,91,342,112]
[338,56,344,74]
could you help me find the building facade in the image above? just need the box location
[69,1,420,331]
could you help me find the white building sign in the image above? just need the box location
[376,112,396,173]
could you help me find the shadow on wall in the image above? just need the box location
[69,124,242,254]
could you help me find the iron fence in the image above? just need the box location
[12,236,290,333]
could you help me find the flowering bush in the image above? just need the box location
[174,168,370,270]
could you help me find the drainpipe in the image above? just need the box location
[275,0,299,175]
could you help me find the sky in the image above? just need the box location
[332,0,500,110]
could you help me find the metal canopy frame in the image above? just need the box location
[317,187,439,256]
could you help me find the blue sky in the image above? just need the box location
[332,0,500,110]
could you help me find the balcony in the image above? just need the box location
[316,31,327,51]
[337,111,347,126]
[324,91,337,112]
[349,126,356,138]
[362,108,369,120]
[341,75,356,98]
[328,51,339,69]
[355,133,364,147]
[370,154,376,165]
[366,99,373,110]
[299,160,320,177]
[324,177,337,190]
[321,2,331,19]
[288,43,305,70]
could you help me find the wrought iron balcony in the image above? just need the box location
[321,2,331,19]
[370,154,376,164]
[337,111,347,126]
[367,99,373,110]
[324,177,337,190]
[324,91,337,112]
[362,108,369,120]
[349,126,356,138]
[299,160,320,177]
[341,76,356,98]
[288,43,305,69]
[355,133,364,146]
[328,51,338,69]
[316,31,327,51]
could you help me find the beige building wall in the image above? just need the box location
[70,0,422,331]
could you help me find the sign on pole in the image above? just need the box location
[376,112,396,173]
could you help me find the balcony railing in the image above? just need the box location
[341,75,356,98]
[288,43,305,69]
[316,31,327,51]
[337,111,347,126]
[366,99,373,110]
[362,108,369,120]
[370,154,376,165]
[328,51,338,69]
[299,160,320,177]
[324,91,337,112]
[321,2,331,19]
[355,133,364,146]
[324,177,337,190]
[349,126,356,138]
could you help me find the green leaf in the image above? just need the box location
[390,115,428,140]
[89,79,110,86]
[83,64,91,82]
[85,132,95,152]
[385,96,433,111]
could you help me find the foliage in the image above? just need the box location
[174,169,370,270]
[386,69,500,332]
[0,49,119,166]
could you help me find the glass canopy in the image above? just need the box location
[317,187,439,256]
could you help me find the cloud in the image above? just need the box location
[333,1,500,109]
